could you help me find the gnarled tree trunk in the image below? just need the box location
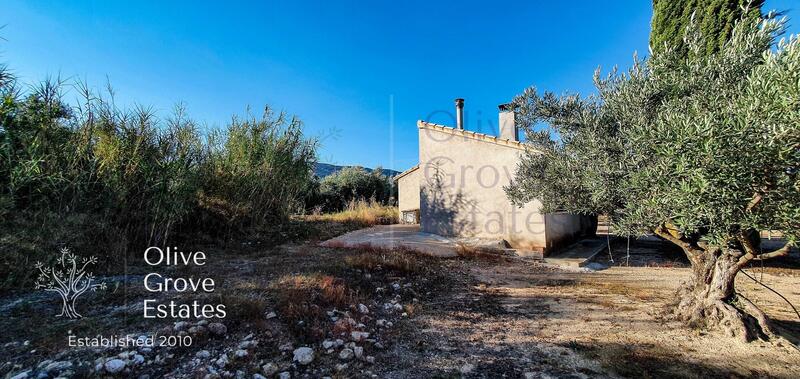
[673,248,772,341]
[654,225,791,342]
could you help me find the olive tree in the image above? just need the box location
[506,16,799,341]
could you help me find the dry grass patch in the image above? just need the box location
[403,303,421,317]
[271,273,357,342]
[344,246,423,274]
[455,244,508,261]
[304,199,398,226]
[221,291,270,325]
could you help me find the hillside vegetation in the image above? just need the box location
[304,166,397,213]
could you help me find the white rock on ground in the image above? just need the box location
[196,350,211,359]
[278,372,291,379]
[37,360,52,369]
[338,348,354,361]
[215,355,229,368]
[104,359,126,374]
[234,349,248,358]
[460,363,475,374]
[279,342,293,351]
[322,340,335,349]
[353,346,364,359]
[383,303,403,312]
[238,340,258,349]
[44,361,72,373]
[262,363,278,376]
[265,311,277,319]
[292,347,314,365]
[188,326,207,335]
[173,321,190,331]
[350,331,370,342]
[132,354,145,365]
[357,304,369,314]
[253,374,267,379]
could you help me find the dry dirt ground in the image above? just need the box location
[400,258,800,378]
[1,226,799,379]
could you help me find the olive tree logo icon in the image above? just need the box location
[34,247,107,319]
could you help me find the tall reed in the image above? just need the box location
[0,67,318,291]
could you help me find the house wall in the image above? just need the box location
[397,167,421,223]
[544,213,590,251]
[417,125,548,251]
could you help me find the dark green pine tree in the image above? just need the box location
[650,0,764,57]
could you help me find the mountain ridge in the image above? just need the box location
[314,162,401,178]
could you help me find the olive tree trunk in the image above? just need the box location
[654,225,791,342]
[673,249,770,341]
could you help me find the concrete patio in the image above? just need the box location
[321,224,613,268]
[320,224,460,257]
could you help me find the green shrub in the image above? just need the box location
[0,66,318,291]
[310,166,395,212]
[202,108,317,230]
[90,104,205,246]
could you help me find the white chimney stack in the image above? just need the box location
[498,103,517,141]
[455,98,464,130]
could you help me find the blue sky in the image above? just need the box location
[2,1,798,171]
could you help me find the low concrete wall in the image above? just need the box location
[542,213,598,254]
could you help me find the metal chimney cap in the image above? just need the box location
[455,98,465,106]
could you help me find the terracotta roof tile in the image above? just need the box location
[416,120,528,151]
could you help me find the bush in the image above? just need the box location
[202,109,317,230]
[308,166,395,212]
[304,198,398,226]
[0,67,317,291]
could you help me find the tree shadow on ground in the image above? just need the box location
[593,236,799,271]
[563,340,759,379]
[426,259,800,379]
[773,319,800,346]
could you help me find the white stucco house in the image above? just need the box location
[395,99,595,255]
